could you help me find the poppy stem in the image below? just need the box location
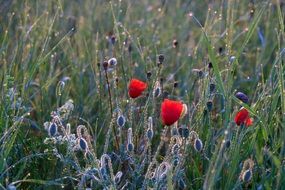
[104,69,120,151]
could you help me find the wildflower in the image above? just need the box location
[161,99,183,126]
[234,107,253,127]
[235,91,249,104]
[128,78,147,98]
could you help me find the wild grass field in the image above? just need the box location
[0,0,285,189]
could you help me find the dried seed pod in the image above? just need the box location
[48,122,57,137]
[194,138,203,152]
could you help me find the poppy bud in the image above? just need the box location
[173,39,179,48]
[117,115,126,128]
[108,57,117,66]
[178,178,186,189]
[206,101,213,111]
[171,127,179,136]
[194,138,203,152]
[208,62,213,69]
[110,35,116,45]
[128,44,132,52]
[153,81,161,98]
[48,122,57,137]
[235,92,249,104]
[178,125,190,138]
[241,169,252,182]
[173,156,179,166]
[147,71,152,79]
[173,81,179,88]
[209,83,216,93]
[172,144,180,155]
[146,128,153,140]
[234,107,253,127]
[102,61,108,70]
[158,54,165,63]
[115,171,123,184]
[127,143,134,152]
[79,138,88,152]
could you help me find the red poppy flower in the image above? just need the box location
[161,99,183,126]
[128,78,147,98]
[234,107,253,127]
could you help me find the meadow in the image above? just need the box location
[0,0,285,189]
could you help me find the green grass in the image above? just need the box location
[0,0,285,189]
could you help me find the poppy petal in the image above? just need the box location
[161,99,183,126]
[234,108,249,126]
[128,79,147,98]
